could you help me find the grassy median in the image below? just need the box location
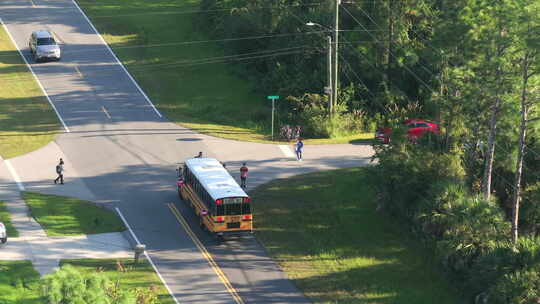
[0,261,41,303]
[252,168,463,303]
[0,26,59,159]
[22,192,125,236]
[75,0,370,144]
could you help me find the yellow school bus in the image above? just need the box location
[177,158,252,238]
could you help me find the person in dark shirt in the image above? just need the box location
[240,163,248,188]
[54,158,64,184]
[295,139,304,161]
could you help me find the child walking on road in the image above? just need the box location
[240,163,248,188]
[295,139,304,161]
[54,158,64,184]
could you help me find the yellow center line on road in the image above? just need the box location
[53,31,64,44]
[46,28,64,44]
[101,106,111,119]
[167,203,245,304]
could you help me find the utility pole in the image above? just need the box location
[267,95,279,140]
[332,0,340,113]
[327,36,333,117]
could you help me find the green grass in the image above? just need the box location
[76,0,266,142]
[22,192,125,236]
[60,259,175,304]
[76,1,369,145]
[251,168,463,304]
[0,261,41,303]
[0,26,60,159]
[0,201,18,237]
[0,259,175,303]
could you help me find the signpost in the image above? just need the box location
[267,95,279,140]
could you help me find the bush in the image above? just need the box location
[417,179,469,238]
[468,237,540,299]
[370,142,540,300]
[489,267,540,304]
[41,265,132,304]
[371,143,464,220]
[286,93,368,138]
[435,197,510,279]
[520,182,540,236]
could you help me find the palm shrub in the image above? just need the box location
[41,265,132,304]
[485,237,540,303]
[434,196,510,279]
[467,237,540,301]
[489,268,540,304]
[416,179,469,239]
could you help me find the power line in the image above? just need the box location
[286,8,418,113]
[0,29,383,60]
[341,5,436,92]
[339,36,422,107]
[84,3,325,19]
[0,46,317,83]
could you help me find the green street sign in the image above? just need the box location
[267,95,280,99]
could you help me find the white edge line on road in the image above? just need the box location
[0,18,70,133]
[115,207,180,304]
[279,145,296,158]
[4,160,25,191]
[71,0,163,118]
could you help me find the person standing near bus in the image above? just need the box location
[195,151,203,158]
[240,163,248,188]
[295,138,304,161]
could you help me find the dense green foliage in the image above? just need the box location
[199,2,540,300]
[370,137,540,302]
[42,265,129,304]
[252,168,463,303]
[0,260,173,304]
[41,260,171,304]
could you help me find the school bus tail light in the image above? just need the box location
[215,216,225,223]
[242,215,252,221]
[176,178,184,187]
[216,199,223,205]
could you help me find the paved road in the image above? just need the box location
[0,0,374,303]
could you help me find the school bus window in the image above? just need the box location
[216,204,225,216]
[242,203,251,214]
[226,203,242,216]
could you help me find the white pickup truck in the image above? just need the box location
[0,222,7,243]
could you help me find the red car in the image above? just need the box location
[375,119,439,144]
